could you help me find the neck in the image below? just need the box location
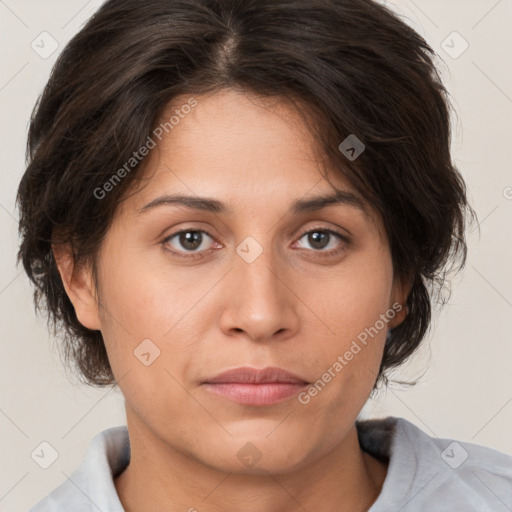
[115,412,388,512]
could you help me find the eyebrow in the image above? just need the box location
[137,189,367,216]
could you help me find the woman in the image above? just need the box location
[17,0,512,510]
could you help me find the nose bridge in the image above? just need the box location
[220,233,297,340]
[235,234,284,307]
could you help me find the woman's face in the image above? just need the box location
[71,89,406,473]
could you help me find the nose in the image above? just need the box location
[218,243,299,343]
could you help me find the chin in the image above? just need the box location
[194,434,313,476]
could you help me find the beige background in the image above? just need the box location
[1,0,511,510]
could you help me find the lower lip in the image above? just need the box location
[203,382,308,405]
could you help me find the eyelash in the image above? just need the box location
[161,226,350,260]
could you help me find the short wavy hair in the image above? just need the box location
[16,0,474,387]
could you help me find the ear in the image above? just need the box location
[387,273,412,330]
[52,242,102,331]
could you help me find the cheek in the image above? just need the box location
[93,245,169,372]
[97,243,181,333]
[307,248,393,349]
[95,243,209,386]
[300,248,393,403]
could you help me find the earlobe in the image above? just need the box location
[387,301,408,330]
[52,243,102,331]
[388,275,412,330]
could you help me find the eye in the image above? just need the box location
[293,228,349,257]
[162,229,218,259]
[161,226,349,260]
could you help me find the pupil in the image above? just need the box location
[309,231,328,249]
[181,231,201,250]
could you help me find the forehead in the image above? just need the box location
[136,90,339,192]
[151,90,323,175]
[118,89,381,230]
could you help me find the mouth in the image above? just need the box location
[202,366,310,406]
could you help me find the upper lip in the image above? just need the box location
[204,366,309,384]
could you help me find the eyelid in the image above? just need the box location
[295,224,350,242]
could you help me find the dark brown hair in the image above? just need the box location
[16,0,474,387]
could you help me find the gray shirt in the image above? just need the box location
[28,416,512,511]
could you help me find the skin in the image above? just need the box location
[54,89,409,512]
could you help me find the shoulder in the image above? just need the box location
[28,425,129,512]
[357,416,512,512]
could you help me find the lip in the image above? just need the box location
[205,366,309,384]
[202,366,309,406]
